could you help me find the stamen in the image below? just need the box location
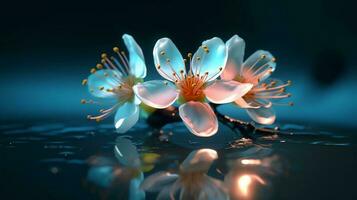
[206,67,223,82]
[82,79,88,85]
[96,64,103,69]
[114,47,131,74]
[246,54,266,74]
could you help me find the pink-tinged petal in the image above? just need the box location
[204,80,253,104]
[179,102,218,137]
[140,172,179,192]
[180,149,218,173]
[153,38,185,81]
[114,103,139,133]
[221,35,246,81]
[133,80,179,109]
[246,107,276,125]
[157,180,181,200]
[198,177,228,200]
[235,97,261,109]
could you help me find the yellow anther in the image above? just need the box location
[260,54,266,59]
[101,53,107,59]
[219,67,223,71]
[196,56,201,61]
[187,53,192,58]
[96,64,103,69]
[164,81,168,85]
[271,57,276,62]
[287,80,292,85]
[160,51,165,56]
[120,51,126,56]
[180,70,184,74]
[90,68,96,73]
[95,118,101,122]
[80,99,86,104]
[99,86,104,90]
[157,65,161,69]
[101,59,106,64]
[82,79,88,85]
[205,72,209,75]
[106,88,114,92]
[183,59,187,62]
[113,47,120,52]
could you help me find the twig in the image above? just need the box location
[146,104,279,139]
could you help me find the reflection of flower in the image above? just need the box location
[114,137,146,200]
[221,35,292,125]
[134,37,252,137]
[141,149,228,200]
[83,34,147,133]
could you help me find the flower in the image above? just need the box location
[133,37,253,137]
[221,35,292,125]
[82,34,147,133]
[140,149,228,200]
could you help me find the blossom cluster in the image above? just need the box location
[82,34,291,137]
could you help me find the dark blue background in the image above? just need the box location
[1,0,356,128]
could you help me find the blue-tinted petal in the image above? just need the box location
[153,38,185,81]
[129,172,145,200]
[114,137,141,168]
[114,102,139,133]
[133,80,179,109]
[242,50,276,83]
[191,37,227,81]
[87,69,122,98]
[221,35,245,81]
[122,34,147,78]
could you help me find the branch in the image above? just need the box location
[146,104,279,139]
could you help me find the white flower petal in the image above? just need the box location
[242,50,276,83]
[246,107,276,125]
[179,102,218,137]
[122,34,147,78]
[153,38,185,81]
[191,37,227,81]
[204,80,253,104]
[87,69,122,98]
[221,35,246,81]
[140,172,179,192]
[133,80,179,109]
[180,149,218,173]
[114,102,139,133]
[114,137,140,168]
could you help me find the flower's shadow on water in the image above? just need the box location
[0,121,356,199]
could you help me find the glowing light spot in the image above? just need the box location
[241,159,261,165]
[238,175,252,197]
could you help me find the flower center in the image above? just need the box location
[177,74,206,102]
